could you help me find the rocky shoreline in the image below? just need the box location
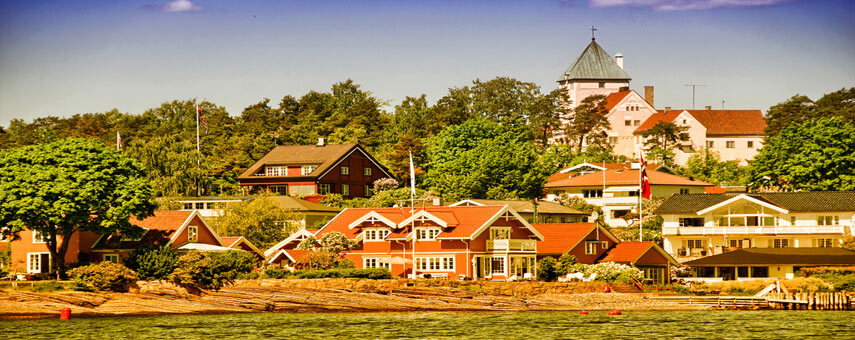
[0,279,706,319]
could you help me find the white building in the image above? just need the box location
[656,192,855,263]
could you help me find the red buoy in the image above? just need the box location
[579,311,588,315]
[602,285,611,293]
[608,309,622,315]
[60,308,71,320]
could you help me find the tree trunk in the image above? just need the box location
[577,136,584,154]
[47,228,73,280]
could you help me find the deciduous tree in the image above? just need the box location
[641,121,687,166]
[0,138,156,279]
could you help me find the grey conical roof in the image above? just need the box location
[557,40,631,82]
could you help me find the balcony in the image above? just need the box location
[486,239,536,251]
[663,225,845,236]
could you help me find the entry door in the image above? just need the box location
[28,253,50,274]
[477,257,492,278]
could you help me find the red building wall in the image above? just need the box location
[565,229,613,264]
[318,150,391,198]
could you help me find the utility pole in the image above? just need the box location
[721,100,726,109]
[684,84,706,109]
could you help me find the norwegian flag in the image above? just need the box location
[640,154,651,199]
[197,105,209,134]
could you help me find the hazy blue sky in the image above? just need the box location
[1,0,853,126]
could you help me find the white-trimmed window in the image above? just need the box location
[301,165,316,175]
[416,256,454,272]
[817,216,839,226]
[33,230,48,243]
[341,166,349,175]
[342,184,350,196]
[269,185,287,194]
[583,190,603,198]
[188,225,198,242]
[365,185,373,196]
[318,183,331,195]
[363,257,391,269]
[726,141,735,148]
[183,203,194,210]
[363,228,390,242]
[266,166,286,176]
[707,141,714,148]
[814,238,834,248]
[790,216,797,226]
[585,241,598,255]
[416,228,441,241]
[491,256,505,275]
[104,254,120,263]
[490,227,510,240]
[686,239,705,249]
[363,167,372,176]
[28,253,48,274]
[772,238,790,248]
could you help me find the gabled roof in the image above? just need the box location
[655,192,855,214]
[684,248,855,266]
[268,249,313,264]
[219,235,265,257]
[316,205,542,240]
[545,168,712,188]
[237,143,392,180]
[604,90,633,111]
[557,40,631,82]
[449,199,585,215]
[532,223,619,254]
[263,228,318,258]
[92,210,205,250]
[547,162,657,183]
[636,109,766,136]
[598,241,677,265]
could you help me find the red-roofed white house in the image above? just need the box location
[634,108,767,165]
[312,205,544,280]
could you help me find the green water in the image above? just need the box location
[2,311,852,339]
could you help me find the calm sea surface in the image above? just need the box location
[2,310,852,339]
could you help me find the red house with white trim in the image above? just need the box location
[314,205,544,280]
[237,141,394,198]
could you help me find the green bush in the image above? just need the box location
[69,262,138,292]
[292,268,390,279]
[264,268,291,279]
[171,250,258,290]
[125,246,179,280]
[537,257,557,281]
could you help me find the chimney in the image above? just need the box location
[614,53,624,69]
[432,197,442,206]
[619,86,629,92]
[705,105,712,110]
[317,137,326,146]
[644,86,654,107]
[664,106,671,112]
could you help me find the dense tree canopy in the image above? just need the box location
[680,150,751,186]
[214,194,302,248]
[0,138,156,278]
[750,117,855,191]
[764,87,855,137]
[561,95,611,153]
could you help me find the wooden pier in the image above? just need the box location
[649,293,852,310]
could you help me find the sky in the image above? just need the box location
[0,0,853,126]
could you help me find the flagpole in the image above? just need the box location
[196,104,200,196]
[409,151,416,279]
[116,131,120,150]
[638,159,643,242]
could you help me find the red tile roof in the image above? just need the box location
[547,162,653,183]
[282,249,313,263]
[599,241,654,263]
[604,90,632,111]
[704,186,727,194]
[545,168,712,187]
[219,236,242,247]
[128,210,193,232]
[316,206,507,240]
[531,223,596,254]
[636,109,766,136]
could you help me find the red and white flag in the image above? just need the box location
[640,154,651,199]
[197,105,209,134]
[116,131,122,150]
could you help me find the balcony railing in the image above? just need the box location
[486,239,536,251]
[663,225,845,236]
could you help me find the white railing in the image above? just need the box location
[487,239,536,251]
[663,225,845,236]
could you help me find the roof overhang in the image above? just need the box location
[263,228,317,257]
[696,194,789,215]
[348,211,398,229]
[168,210,224,247]
[469,205,544,241]
[398,210,451,228]
[448,199,485,207]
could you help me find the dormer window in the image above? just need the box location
[364,228,390,241]
[266,166,286,176]
[301,166,316,175]
[416,228,441,241]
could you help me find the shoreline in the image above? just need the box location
[0,279,707,319]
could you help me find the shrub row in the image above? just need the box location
[264,268,391,280]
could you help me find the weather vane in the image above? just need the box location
[590,26,598,41]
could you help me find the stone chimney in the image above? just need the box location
[317,137,326,146]
[664,106,671,112]
[614,53,624,69]
[644,86,654,107]
[705,106,712,110]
